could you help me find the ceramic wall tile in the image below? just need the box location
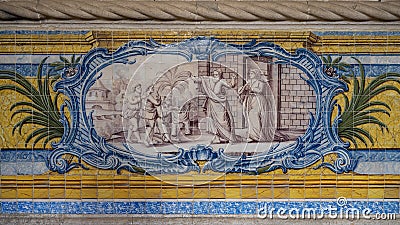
[0,30,399,219]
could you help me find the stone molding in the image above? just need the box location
[0,0,399,22]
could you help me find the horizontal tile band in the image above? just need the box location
[2,149,399,162]
[0,200,398,215]
[2,30,400,54]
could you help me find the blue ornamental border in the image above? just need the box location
[47,37,357,174]
[1,200,398,215]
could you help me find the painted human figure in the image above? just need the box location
[180,71,198,136]
[201,69,238,143]
[239,69,275,142]
[143,86,169,146]
[115,90,125,111]
[169,71,198,142]
[179,102,193,135]
[123,84,143,143]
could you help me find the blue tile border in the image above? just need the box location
[0,150,50,163]
[0,30,89,35]
[313,31,400,36]
[2,149,399,165]
[0,201,398,215]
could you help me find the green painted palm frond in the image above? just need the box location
[49,55,81,74]
[0,57,65,148]
[322,55,350,70]
[322,55,351,74]
[337,57,400,148]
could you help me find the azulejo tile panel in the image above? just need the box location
[0,30,400,217]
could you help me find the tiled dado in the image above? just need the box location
[1,171,400,199]
[1,30,400,216]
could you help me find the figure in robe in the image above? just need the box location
[238,69,275,142]
[201,69,239,143]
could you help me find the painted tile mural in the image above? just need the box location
[0,30,399,218]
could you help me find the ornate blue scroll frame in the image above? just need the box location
[47,37,357,174]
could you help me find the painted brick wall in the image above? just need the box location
[279,64,316,131]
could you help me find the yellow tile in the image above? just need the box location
[289,187,305,199]
[304,187,321,199]
[161,187,178,199]
[273,187,290,199]
[225,186,241,199]
[384,188,399,199]
[97,188,114,199]
[145,187,162,199]
[1,188,17,199]
[336,188,355,199]
[321,187,337,199]
[368,188,384,199]
[48,188,65,199]
[352,188,368,199]
[176,187,194,199]
[209,187,226,199]
[241,186,257,199]
[16,188,33,199]
[65,188,81,199]
[128,188,146,199]
[192,187,210,199]
[81,188,97,199]
[114,188,129,199]
[34,188,50,199]
[257,187,273,199]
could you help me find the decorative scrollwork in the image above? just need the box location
[47,37,355,175]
